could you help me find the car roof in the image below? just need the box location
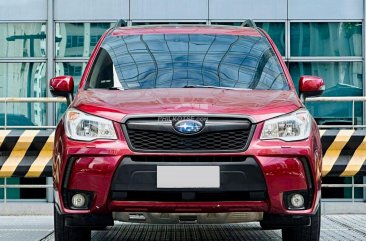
[110,25,263,37]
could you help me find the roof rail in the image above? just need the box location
[241,20,257,28]
[115,19,128,28]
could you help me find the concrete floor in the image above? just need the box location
[1,202,366,241]
[1,215,366,241]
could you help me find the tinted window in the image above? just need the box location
[0,23,46,57]
[55,22,114,57]
[290,22,362,57]
[88,34,289,90]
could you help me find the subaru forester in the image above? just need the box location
[50,22,324,241]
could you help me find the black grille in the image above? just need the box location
[122,117,254,152]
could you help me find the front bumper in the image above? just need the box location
[53,121,322,218]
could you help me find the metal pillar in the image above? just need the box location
[46,177,54,203]
[363,0,366,124]
[46,0,55,203]
[47,0,55,127]
[363,0,366,202]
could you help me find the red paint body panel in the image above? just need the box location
[52,25,322,222]
[73,89,302,123]
[54,120,322,216]
[299,76,325,92]
[50,76,74,94]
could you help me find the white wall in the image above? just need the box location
[0,0,47,21]
[288,0,364,20]
[1,0,363,22]
[209,0,287,20]
[131,0,208,20]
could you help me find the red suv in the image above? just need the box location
[50,22,324,241]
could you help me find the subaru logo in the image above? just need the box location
[174,120,203,134]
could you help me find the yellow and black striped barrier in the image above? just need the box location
[0,130,54,178]
[0,129,366,178]
[320,129,366,177]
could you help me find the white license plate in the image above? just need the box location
[157,166,220,188]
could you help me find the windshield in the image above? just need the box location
[87,33,289,90]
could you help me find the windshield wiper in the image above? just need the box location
[183,85,249,90]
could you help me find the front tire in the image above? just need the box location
[54,204,91,241]
[281,206,321,241]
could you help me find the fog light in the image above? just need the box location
[71,193,86,208]
[290,194,305,208]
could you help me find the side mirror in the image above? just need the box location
[49,76,74,105]
[299,76,325,102]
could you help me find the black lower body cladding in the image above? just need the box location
[110,156,267,202]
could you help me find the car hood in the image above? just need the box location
[73,88,303,123]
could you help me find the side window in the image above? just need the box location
[88,48,114,89]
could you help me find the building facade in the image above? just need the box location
[0,0,365,201]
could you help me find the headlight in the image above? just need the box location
[64,108,117,141]
[260,109,311,141]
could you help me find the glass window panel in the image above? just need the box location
[55,23,114,58]
[55,62,87,121]
[0,62,47,127]
[289,62,363,125]
[95,34,288,90]
[290,22,362,56]
[211,22,285,56]
[322,187,364,199]
[0,178,20,199]
[0,62,47,97]
[20,177,46,199]
[0,23,47,58]
[0,103,48,127]
[322,177,364,199]
[256,22,285,56]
